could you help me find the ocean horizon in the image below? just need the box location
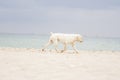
[0,33,120,51]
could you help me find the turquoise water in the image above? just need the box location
[0,34,120,51]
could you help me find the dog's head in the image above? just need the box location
[77,35,83,43]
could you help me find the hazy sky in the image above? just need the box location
[0,0,120,37]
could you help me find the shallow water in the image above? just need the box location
[0,34,120,51]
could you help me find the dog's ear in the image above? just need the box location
[50,32,53,35]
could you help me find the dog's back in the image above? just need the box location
[50,33,82,44]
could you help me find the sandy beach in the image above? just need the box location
[0,48,120,80]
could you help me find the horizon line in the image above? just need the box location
[0,32,119,38]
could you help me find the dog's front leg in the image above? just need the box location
[72,43,79,53]
[61,43,67,53]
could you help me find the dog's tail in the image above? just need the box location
[50,32,53,35]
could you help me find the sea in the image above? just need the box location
[0,34,120,51]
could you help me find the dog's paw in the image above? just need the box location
[61,50,65,53]
[42,49,45,51]
[75,51,79,54]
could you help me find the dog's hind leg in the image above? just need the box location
[42,40,52,51]
[53,40,59,53]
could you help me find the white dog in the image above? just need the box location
[42,32,83,53]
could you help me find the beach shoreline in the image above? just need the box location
[0,47,119,52]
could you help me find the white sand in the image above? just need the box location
[0,48,120,80]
